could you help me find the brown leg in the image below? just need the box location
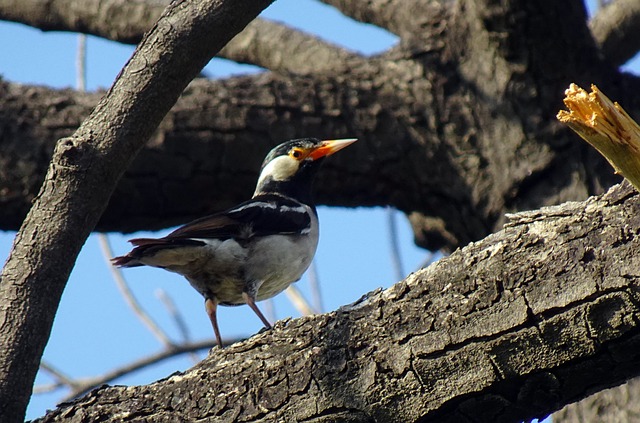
[205,297,223,347]
[242,292,272,329]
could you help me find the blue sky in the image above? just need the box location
[1,0,637,420]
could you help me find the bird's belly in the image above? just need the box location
[248,232,318,302]
[147,231,318,306]
[154,239,247,303]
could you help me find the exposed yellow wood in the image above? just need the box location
[558,83,640,190]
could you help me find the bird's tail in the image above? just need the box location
[111,237,205,267]
[110,238,168,267]
[110,254,143,267]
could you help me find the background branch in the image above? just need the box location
[590,0,640,67]
[319,0,433,38]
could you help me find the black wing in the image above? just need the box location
[112,194,313,267]
[166,194,312,240]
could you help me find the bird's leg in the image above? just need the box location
[242,291,272,329]
[205,297,223,347]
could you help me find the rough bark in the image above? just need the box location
[35,182,640,422]
[2,0,636,252]
[2,0,640,421]
[0,1,273,421]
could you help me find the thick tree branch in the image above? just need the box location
[319,0,435,38]
[219,19,365,74]
[0,0,163,44]
[0,0,362,74]
[0,0,273,421]
[2,0,634,253]
[590,0,640,67]
[35,182,640,422]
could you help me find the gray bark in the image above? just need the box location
[0,1,273,421]
[0,0,632,251]
[2,0,640,421]
[36,182,640,422]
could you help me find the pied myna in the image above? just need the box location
[112,138,357,346]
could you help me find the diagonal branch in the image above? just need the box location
[61,340,218,402]
[0,0,273,421]
[97,235,175,348]
[589,0,640,67]
[35,181,640,422]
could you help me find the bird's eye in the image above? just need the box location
[289,148,304,159]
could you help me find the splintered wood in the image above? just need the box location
[558,83,640,190]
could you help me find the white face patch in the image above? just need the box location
[256,155,300,188]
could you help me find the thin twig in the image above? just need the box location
[155,288,200,363]
[76,34,87,91]
[307,260,323,313]
[32,382,65,395]
[39,361,79,390]
[97,234,175,348]
[263,297,276,323]
[387,207,405,280]
[61,339,221,402]
[284,284,316,316]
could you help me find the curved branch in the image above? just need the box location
[589,0,640,67]
[1,0,637,255]
[0,0,163,44]
[220,19,365,73]
[0,0,273,420]
[318,0,436,38]
[0,0,364,74]
[36,182,640,422]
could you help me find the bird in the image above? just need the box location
[112,137,357,347]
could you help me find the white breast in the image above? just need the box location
[247,204,319,301]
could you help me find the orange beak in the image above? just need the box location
[308,138,357,161]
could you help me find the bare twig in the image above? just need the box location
[61,339,219,402]
[284,285,317,316]
[307,260,323,313]
[32,382,64,395]
[76,34,87,91]
[263,298,276,323]
[387,207,404,281]
[415,251,437,271]
[155,289,200,363]
[39,361,79,390]
[155,289,190,343]
[97,234,175,348]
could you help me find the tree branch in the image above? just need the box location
[219,18,365,74]
[35,182,640,422]
[319,0,435,38]
[0,0,273,421]
[61,340,218,402]
[590,0,640,67]
[0,0,163,44]
[1,0,638,254]
[0,0,363,74]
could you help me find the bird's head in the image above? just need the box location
[254,138,357,202]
